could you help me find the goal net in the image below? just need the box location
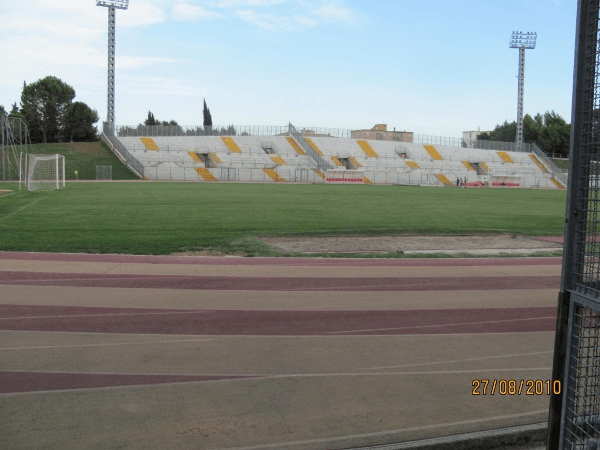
[27,154,65,192]
[96,165,112,180]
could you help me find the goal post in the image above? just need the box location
[27,154,66,192]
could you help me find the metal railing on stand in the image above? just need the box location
[288,123,334,172]
[102,123,145,179]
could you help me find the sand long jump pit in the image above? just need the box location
[261,233,564,255]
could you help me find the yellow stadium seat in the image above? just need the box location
[357,140,378,158]
[264,168,285,182]
[286,137,306,155]
[304,137,324,156]
[195,167,217,181]
[424,145,443,161]
[221,137,242,153]
[140,137,159,151]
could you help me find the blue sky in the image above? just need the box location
[0,0,577,137]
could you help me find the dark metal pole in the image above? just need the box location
[547,1,589,448]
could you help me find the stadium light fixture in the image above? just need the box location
[97,0,129,134]
[509,31,537,49]
[510,31,537,152]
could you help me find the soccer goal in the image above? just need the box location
[96,165,112,180]
[27,154,66,192]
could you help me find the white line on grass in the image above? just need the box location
[0,193,55,222]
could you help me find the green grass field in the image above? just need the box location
[0,182,567,256]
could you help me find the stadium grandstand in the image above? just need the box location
[101,123,567,189]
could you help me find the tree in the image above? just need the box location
[485,120,517,142]
[523,113,543,144]
[63,101,100,142]
[20,76,76,143]
[8,103,26,123]
[477,131,491,141]
[479,111,572,156]
[203,99,212,131]
[538,111,570,156]
[144,111,158,126]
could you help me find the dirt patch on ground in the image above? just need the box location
[0,190,13,196]
[171,250,247,257]
[261,234,564,255]
[66,142,106,156]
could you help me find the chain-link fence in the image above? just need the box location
[413,134,463,147]
[474,140,539,152]
[113,123,464,147]
[550,1,600,449]
[561,301,600,449]
[116,125,290,137]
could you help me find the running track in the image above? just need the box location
[0,252,561,449]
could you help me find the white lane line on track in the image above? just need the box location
[257,367,554,377]
[0,276,558,292]
[0,311,211,320]
[0,368,553,397]
[365,350,553,370]
[306,292,548,309]
[280,280,558,292]
[210,409,549,450]
[326,315,557,334]
[0,338,218,351]
[0,367,554,378]
[0,275,176,284]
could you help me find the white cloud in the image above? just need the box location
[172,3,224,21]
[231,1,358,31]
[294,15,318,27]
[236,9,296,31]
[119,1,166,27]
[312,3,355,23]
[217,0,290,7]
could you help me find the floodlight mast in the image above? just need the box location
[97,0,129,134]
[510,31,536,152]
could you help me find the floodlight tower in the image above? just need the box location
[97,0,129,134]
[510,31,537,152]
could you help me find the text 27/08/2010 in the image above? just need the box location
[472,379,561,396]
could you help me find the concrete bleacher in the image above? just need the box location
[115,134,565,189]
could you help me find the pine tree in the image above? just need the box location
[203,99,212,133]
[20,76,76,143]
[144,111,157,126]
